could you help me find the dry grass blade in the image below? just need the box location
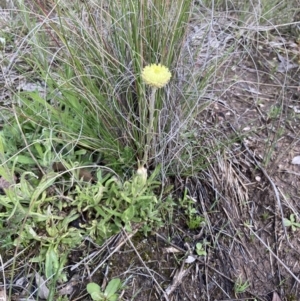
[0,256,6,301]
[89,226,140,278]
[165,263,192,296]
[272,291,282,301]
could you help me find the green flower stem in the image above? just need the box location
[143,87,157,165]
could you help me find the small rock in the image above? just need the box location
[291,156,300,165]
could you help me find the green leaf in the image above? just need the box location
[75,149,87,155]
[46,224,58,237]
[196,249,207,256]
[91,291,104,301]
[283,218,292,227]
[104,278,121,298]
[196,243,202,249]
[87,283,101,293]
[16,155,36,165]
[95,206,112,219]
[0,132,5,154]
[26,225,41,240]
[102,206,122,217]
[33,142,44,159]
[124,223,132,232]
[290,214,296,223]
[120,192,132,203]
[121,206,135,222]
[108,294,119,301]
[86,282,104,300]
[45,247,59,279]
[31,172,58,202]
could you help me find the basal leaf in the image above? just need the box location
[104,278,121,298]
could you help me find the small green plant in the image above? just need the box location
[187,213,205,230]
[283,214,300,231]
[179,190,206,230]
[87,278,122,301]
[195,240,209,256]
[260,212,270,221]
[72,165,175,242]
[234,276,249,295]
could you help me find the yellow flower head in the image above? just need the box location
[141,64,171,88]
